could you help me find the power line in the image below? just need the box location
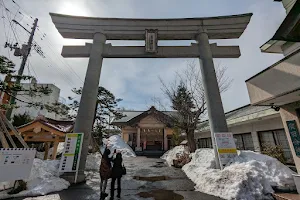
[2,0,84,87]
[10,0,33,22]
[2,0,19,44]
[35,30,84,83]
[1,4,11,58]
[27,59,38,81]
[30,48,77,89]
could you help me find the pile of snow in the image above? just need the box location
[85,135,135,171]
[103,135,136,158]
[161,145,189,166]
[231,151,295,189]
[162,147,296,200]
[0,159,70,199]
[85,152,102,171]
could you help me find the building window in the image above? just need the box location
[198,138,212,148]
[258,129,294,164]
[233,133,254,151]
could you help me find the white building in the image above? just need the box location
[11,81,66,120]
[196,105,294,165]
[196,0,300,171]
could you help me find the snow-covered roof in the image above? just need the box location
[17,116,74,133]
[113,111,143,123]
[197,104,279,131]
[112,106,177,126]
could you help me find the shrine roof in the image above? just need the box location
[112,107,177,127]
[17,116,74,134]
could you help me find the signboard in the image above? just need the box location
[215,132,237,167]
[59,133,83,174]
[145,29,158,53]
[0,148,36,182]
[286,120,300,157]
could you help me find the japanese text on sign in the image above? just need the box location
[59,133,84,173]
[215,132,237,167]
[286,120,300,157]
[0,148,36,182]
[145,29,158,53]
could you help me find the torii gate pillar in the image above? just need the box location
[73,33,106,182]
[197,29,228,169]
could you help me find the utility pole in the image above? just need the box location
[6,18,38,120]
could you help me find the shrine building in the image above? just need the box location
[112,106,176,154]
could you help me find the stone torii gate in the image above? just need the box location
[50,13,252,182]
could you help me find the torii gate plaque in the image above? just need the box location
[50,13,252,182]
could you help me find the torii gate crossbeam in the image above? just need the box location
[50,12,252,183]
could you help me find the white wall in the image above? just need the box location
[12,83,65,120]
[195,114,284,152]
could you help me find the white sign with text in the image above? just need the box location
[59,133,83,173]
[215,132,237,168]
[0,148,36,182]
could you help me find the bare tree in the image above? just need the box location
[159,60,232,152]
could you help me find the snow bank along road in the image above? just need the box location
[8,157,223,200]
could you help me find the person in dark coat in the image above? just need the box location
[110,152,123,200]
[100,148,112,199]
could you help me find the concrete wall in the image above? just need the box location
[282,42,300,57]
[12,83,65,120]
[195,114,284,152]
[280,101,300,172]
[282,0,297,13]
[246,51,300,105]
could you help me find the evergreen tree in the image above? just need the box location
[69,86,123,141]
[171,83,197,152]
[12,112,32,127]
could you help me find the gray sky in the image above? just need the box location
[0,0,286,112]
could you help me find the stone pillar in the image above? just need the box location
[164,128,168,151]
[136,127,141,151]
[251,131,261,152]
[196,28,228,169]
[73,33,106,182]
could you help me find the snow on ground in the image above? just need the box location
[161,145,189,166]
[103,135,136,158]
[0,159,69,199]
[23,194,61,200]
[162,147,296,200]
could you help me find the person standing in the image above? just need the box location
[100,148,112,200]
[110,152,123,200]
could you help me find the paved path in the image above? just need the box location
[10,157,222,200]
